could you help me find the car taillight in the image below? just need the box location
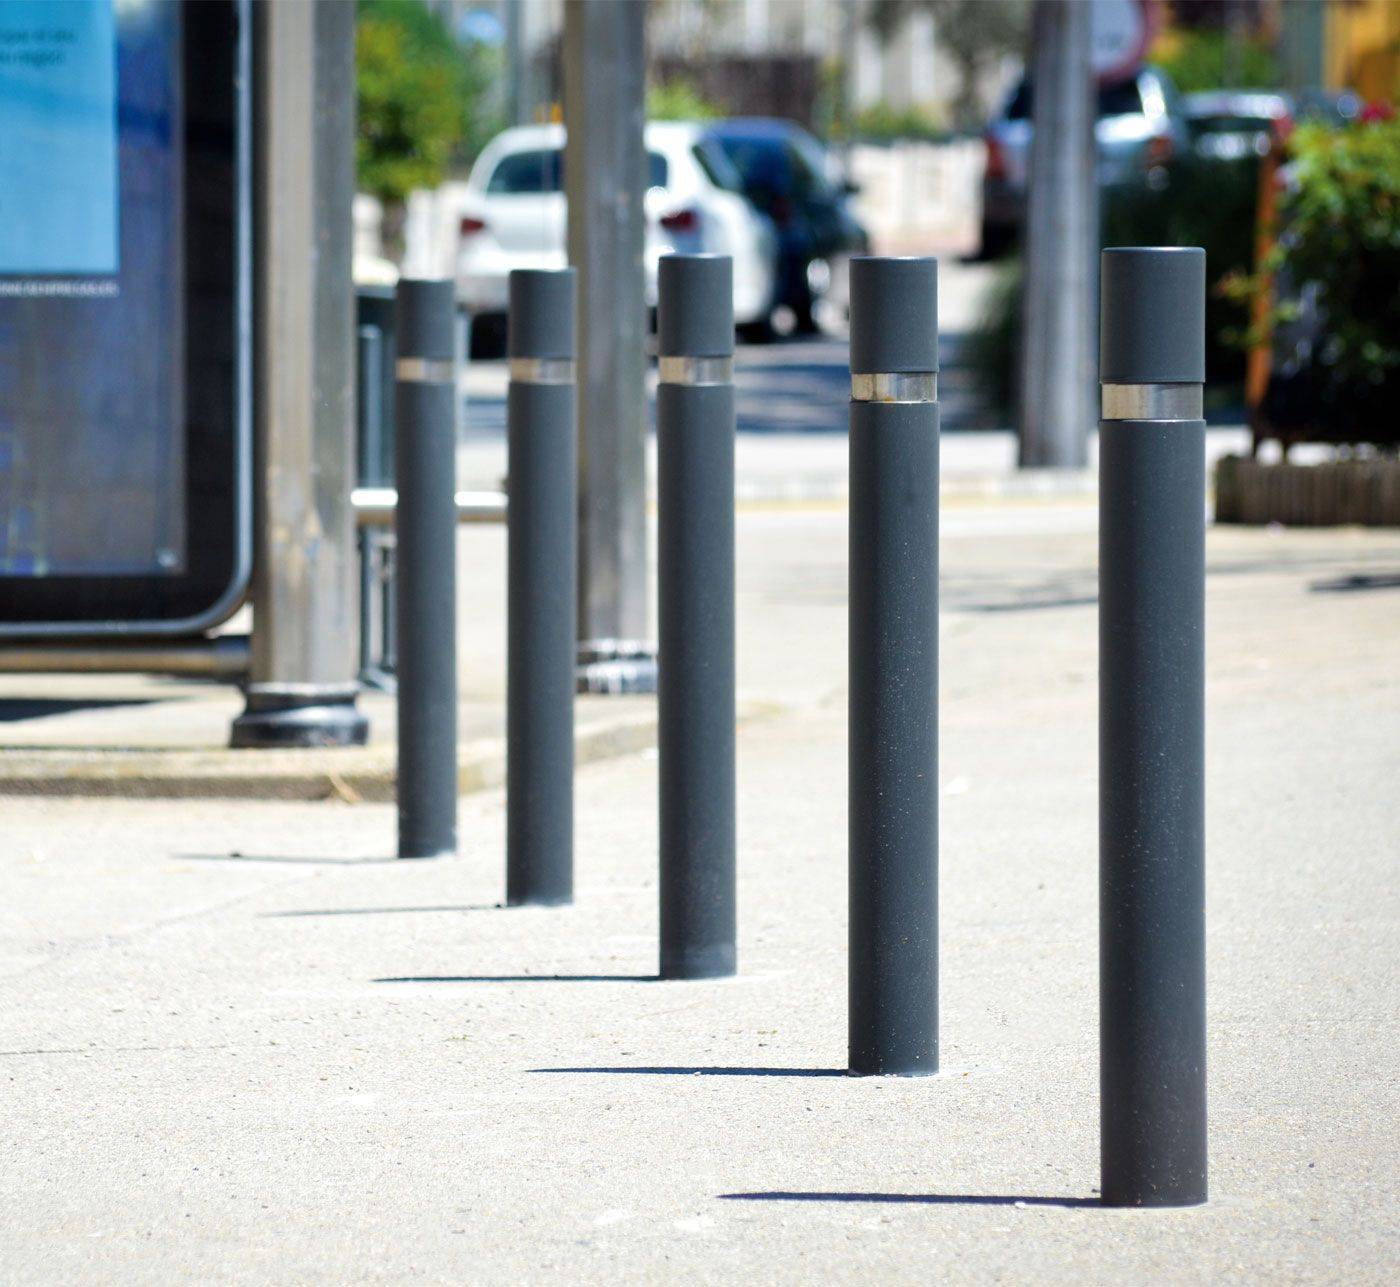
[660,207,699,234]
[459,215,487,237]
[984,133,1006,181]
[1144,135,1174,169]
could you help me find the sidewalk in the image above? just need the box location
[1,505,1397,1281]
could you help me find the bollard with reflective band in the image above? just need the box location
[1099,246,1208,1207]
[394,280,459,859]
[847,256,939,1075]
[657,255,737,980]
[506,269,578,907]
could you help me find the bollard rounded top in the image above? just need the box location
[658,255,734,358]
[508,268,577,360]
[396,279,457,362]
[849,256,938,375]
[1100,247,1206,384]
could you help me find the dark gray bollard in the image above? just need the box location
[847,256,940,1076]
[394,280,459,859]
[1099,246,1208,1208]
[506,269,578,907]
[657,255,737,980]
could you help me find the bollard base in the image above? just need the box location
[659,944,736,981]
[1100,1191,1208,1209]
[505,893,574,909]
[396,848,454,861]
[845,1064,941,1079]
[230,685,369,748]
[576,638,657,695]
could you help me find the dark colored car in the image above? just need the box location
[980,65,1188,259]
[1182,90,1292,161]
[704,118,869,334]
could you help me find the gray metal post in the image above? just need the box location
[357,324,388,686]
[232,0,366,747]
[848,257,940,1076]
[1099,246,1208,1208]
[564,0,656,694]
[1018,0,1095,469]
[394,280,459,860]
[506,270,578,906]
[657,256,737,981]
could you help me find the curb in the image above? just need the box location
[0,699,782,802]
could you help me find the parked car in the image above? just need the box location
[1182,90,1292,162]
[454,122,776,341]
[703,118,869,334]
[979,65,1189,258]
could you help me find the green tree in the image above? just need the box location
[356,0,499,208]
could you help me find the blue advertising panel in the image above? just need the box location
[0,0,120,277]
[0,0,248,635]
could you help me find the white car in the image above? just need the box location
[454,121,776,330]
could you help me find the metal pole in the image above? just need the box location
[1099,246,1208,1208]
[231,0,366,747]
[564,0,655,694]
[394,280,459,860]
[357,325,385,684]
[657,256,737,981]
[506,269,578,906]
[848,257,939,1076]
[1018,0,1095,469]
[0,637,250,680]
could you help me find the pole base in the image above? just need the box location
[659,944,736,981]
[576,638,657,695]
[230,684,369,748]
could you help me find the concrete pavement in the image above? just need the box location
[2,502,1397,1281]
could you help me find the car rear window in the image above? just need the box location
[486,148,668,194]
[710,136,790,194]
[692,139,742,193]
[1004,79,1146,121]
[487,149,560,194]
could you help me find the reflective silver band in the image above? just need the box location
[850,372,938,404]
[1101,382,1203,421]
[396,356,455,384]
[658,355,734,386]
[509,357,575,385]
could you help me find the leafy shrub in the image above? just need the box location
[1222,117,1400,439]
[1150,27,1281,94]
[853,102,949,144]
[647,79,724,122]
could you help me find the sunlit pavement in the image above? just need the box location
[2,506,1397,1281]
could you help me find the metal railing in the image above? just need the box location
[354,295,506,691]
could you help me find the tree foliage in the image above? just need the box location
[356,0,499,206]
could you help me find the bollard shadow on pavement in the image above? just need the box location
[261,904,501,918]
[719,1192,1100,1209]
[374,974,658,984]
[531,1066,846,1078]
[181,852,402,866]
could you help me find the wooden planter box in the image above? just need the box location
[1215,455,1400,526]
